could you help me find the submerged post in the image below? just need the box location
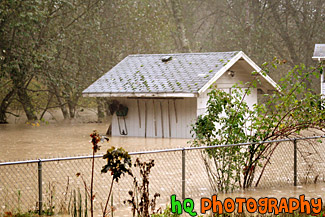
[182,149,185,200]
[293,139,297,186]
[38,159,42,215]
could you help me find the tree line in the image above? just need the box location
[1,0,324,123]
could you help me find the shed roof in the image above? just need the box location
[83,51,279,98]
[312,44,325,61]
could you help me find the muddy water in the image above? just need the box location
[0,122,189,162]
[1,121,325,217]
[0,121,189,216]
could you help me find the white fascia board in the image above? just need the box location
[82,92,198,98]
[198,51,244,94]
[240,52,281,92]
[198,51,281,94]
[312,57,325,61]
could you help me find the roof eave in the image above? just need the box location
[198,51,281,94]
[240,52,281,92]
[312,56,325,61]
[198,51,243,94]
[82,92,198,98]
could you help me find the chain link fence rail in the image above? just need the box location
[1,136,325,215]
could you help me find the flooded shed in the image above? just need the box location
[82,51,278,138]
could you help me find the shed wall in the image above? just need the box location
[197,71,258,116]
[112,98,197,138]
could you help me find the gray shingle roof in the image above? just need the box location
[83,51,239,95]
[313,44,325,61]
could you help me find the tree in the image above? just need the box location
[0,0,47,121]
[185,0,325,90]
[0,0,67,122]
[1,0,179,123]
[169,0,191,52]
[191,61,325,192]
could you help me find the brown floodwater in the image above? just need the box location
[1,118,325,216]
[0,122,189,162]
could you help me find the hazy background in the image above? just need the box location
[1,0,324,124]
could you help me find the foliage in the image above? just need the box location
[90,130,101,153]
[76,130,132,217]
[77,130,102,217]
[0,0,49,122]
[101,145,132,217]
[69,189,87,217]
[1,186,56,217]
[43,182,55,216]
[2,211,38,217]
[0,0,176,123]
[75,131,95,217]
[151,205,180,217]
[190,0,325,69]
[124,158,160,217]
[192,86,252,193]
[101,146,132,181]
[101,146,132,217]
[211,210,325,217]
[191,61,325,192]
[1,0,324,123]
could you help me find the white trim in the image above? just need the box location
[198,51,243,94]
[312,57,325,61]
[82,92,198,98]
[240,52,280,92]
[198,51,281,94]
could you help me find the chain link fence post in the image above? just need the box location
[182,148,185,200]
[38,159,42,215]
[293,139,297,186]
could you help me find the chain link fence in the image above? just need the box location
[1,136,325,216]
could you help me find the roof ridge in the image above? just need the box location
[82,50,279,96]
[128,51,240,57]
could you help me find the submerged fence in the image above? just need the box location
[1,136,325,215]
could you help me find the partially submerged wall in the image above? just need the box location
[112,97,197,138]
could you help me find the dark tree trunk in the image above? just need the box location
[59,98,69,119]
[0,89,16,124]
[0,112,7,124]
[8,58,38,121]
[17,87,38,121]
[53,87,69,119]
[68,100,76,118]
[170,0,191,53]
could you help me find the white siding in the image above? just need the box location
[197,91,209,117]
[196,68,258,135]
[112,98,197,138]
[214,69,253,88]
[197,70,257,116]
[215,70,258,109]
[112,62,259,138]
